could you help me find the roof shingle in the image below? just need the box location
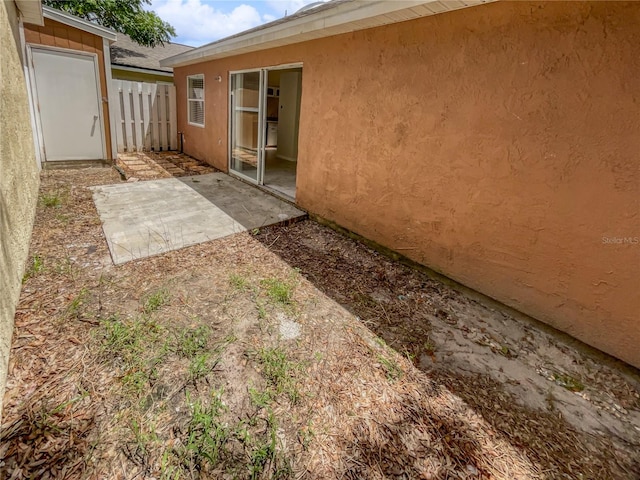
[110,35,193,73]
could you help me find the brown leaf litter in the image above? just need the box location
[1,165,638,479]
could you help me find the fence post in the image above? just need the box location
[111,79,177,153]
[169,85,177,150]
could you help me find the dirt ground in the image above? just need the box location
[1,165,639,479]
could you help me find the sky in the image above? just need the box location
[149,0,327,47]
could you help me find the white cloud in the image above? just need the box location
[150,0,331,47]
[152,0,269,46]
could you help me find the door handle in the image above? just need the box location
[91,115,98,135]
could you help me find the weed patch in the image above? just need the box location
[188,352,214,381]
[260,278,294,307]
[176,325,211,358]
[229,273,248,290]
[41,191,63,208]
[552,371,585,392]
[98,315,164,395]
[256,347,302,404]
[248,386,273,409]
[22,254,44,282]
[182,391,229,469]
[65,287,88,319]
[378,355,403,381]
[143,288,170,314]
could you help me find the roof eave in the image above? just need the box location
[112,64,174,76]
[161,0,494,68]
[16,0,44,26]
[42,6,117,41]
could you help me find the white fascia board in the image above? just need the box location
[161,0,494,68]
[112,65,174,77]
[43,6,117,41]
[16,0,44,26]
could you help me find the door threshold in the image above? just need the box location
[227,171,299,209]
[262,184,296,203]
[43,159,113,170]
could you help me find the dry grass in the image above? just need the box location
[1,166,638,479]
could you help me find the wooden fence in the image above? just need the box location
[112,80,177,153]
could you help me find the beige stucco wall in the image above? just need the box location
[0,0,40,416]
[174,2,640,367]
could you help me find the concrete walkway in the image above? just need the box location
[91,172,305,264]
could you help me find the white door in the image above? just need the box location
[31,47,105,161]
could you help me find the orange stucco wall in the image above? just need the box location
[174,1,640,367]
[24,18,113,160]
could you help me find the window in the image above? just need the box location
[187,74,204,126]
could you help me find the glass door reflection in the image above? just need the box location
[230,71,263,183]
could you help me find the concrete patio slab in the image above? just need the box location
[91,172,305,264]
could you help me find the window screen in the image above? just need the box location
[187,75,204,126]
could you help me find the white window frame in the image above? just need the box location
[187,74,205,127]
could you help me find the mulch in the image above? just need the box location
[1,164,638,479]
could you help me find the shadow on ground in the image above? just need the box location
[254,220,640,479]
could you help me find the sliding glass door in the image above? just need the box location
[229,70,264,183]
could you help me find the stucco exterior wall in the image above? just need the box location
[24,17,113,159]
[174,2,640,367]
[0,0,40,416]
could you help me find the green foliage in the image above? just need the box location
[378,355,403,381]
[43,0,176,47]
[552,371,585,392]
[143,288,170,314]
[423,338,436,356]
[249,412,278,477]
[188,352,212,381]
[176,325,210,357]
[102,316,152,353]
[248,387,272,409]
[129,417,158,454]
[181,391,229,469]
[41,192,62,208]
[229,273,248,290]
[22,254,45,282]
[257,347,301,403]
[298,422,315,451]
[99,315,163,394]
[65,287,88,319]
[260,278,294,307]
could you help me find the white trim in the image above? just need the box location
[25,46,46,164]
[228,69,262,185]
[111,64,174,78]
[162,1,494,67]
[187,74,205,127]
[42,6,117,41]
[26,44,108,161]
[19,16,42,169]
[16,0,43,26]
[228,65,303,185]
[103,38,118,160]
[229,62,303,75]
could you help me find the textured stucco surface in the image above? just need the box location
[0,0,40,416]
[24,17,113,159]
[173,2,640,367]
